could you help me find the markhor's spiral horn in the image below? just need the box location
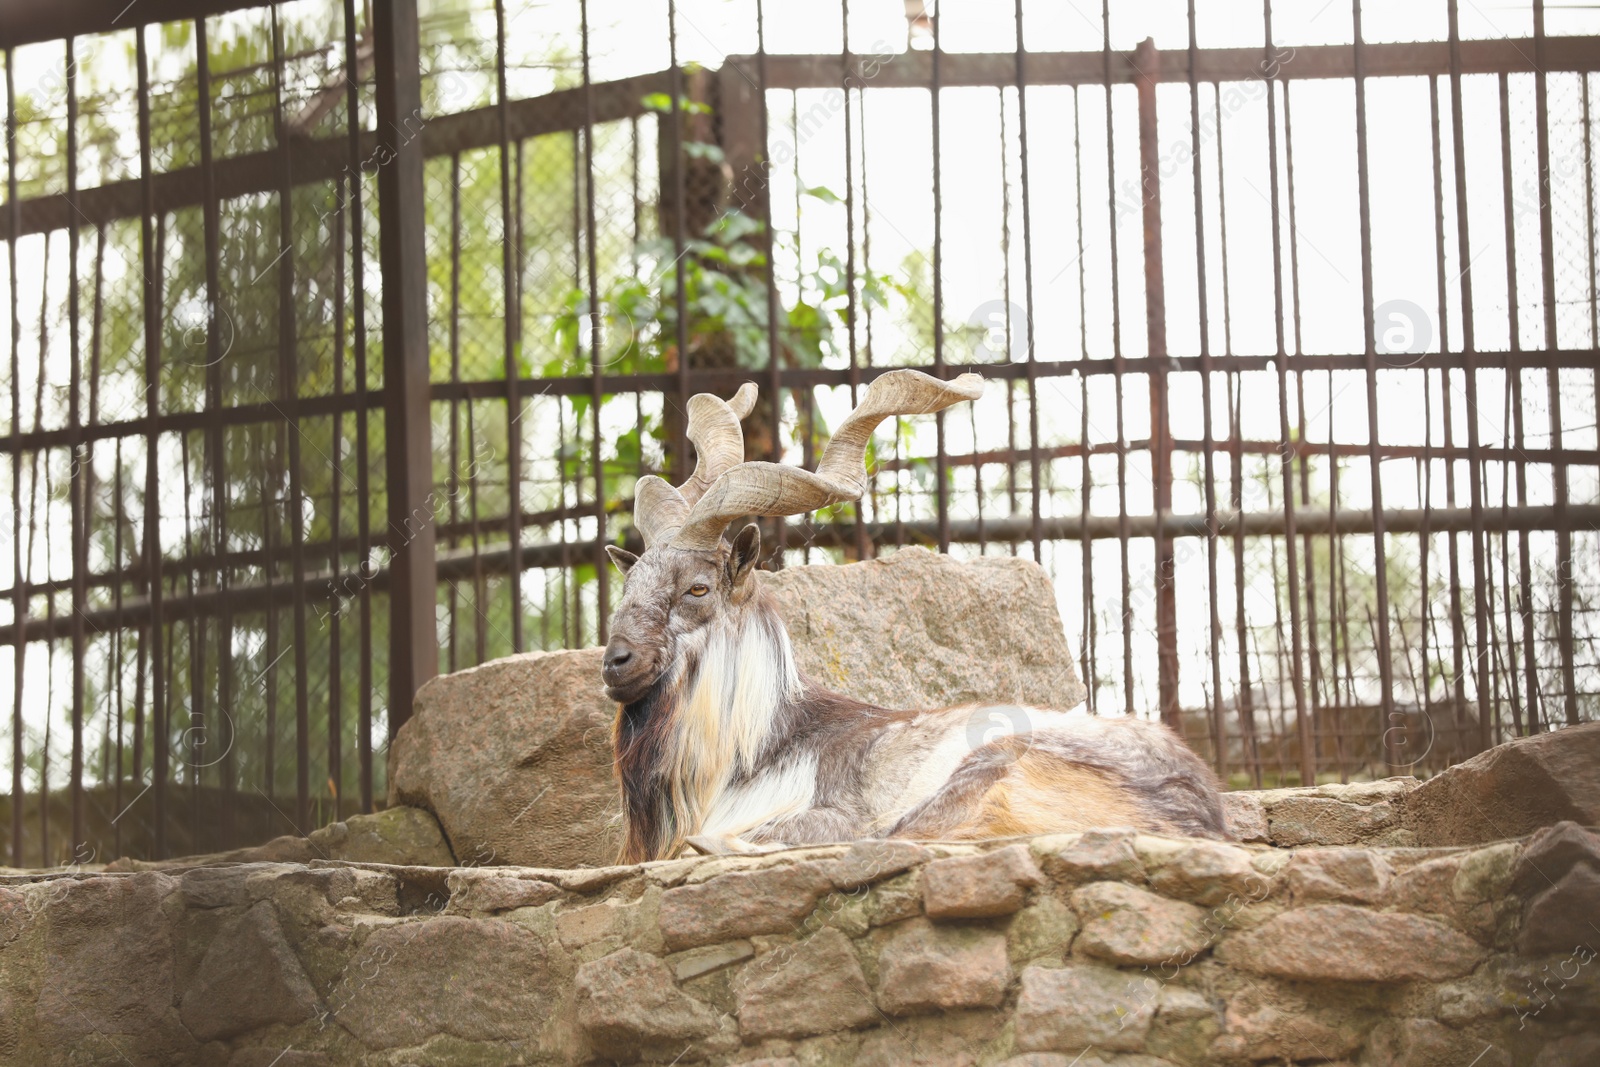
[631,369,983,552]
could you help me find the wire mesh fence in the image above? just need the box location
[1,0,1596,866]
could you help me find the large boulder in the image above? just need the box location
[1402,721,1600,845]
[388,546,1087,868]
[762,546,1087,710]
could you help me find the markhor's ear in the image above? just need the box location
[729,523,761,584]
[605,544,639,575]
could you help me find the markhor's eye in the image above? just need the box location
[687,584,709,598]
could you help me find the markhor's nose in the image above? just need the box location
[603,641,634,675]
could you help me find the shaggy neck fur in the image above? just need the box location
[614,594,801,862]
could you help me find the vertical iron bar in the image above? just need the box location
[495,0,524,651]
[196,20,222,847]
[112,446,124,857]
[1073,87,1097,713]
[469,404,487,661]
[569,134,585,642]
[340,0,375,814]
[1101,0,1133,718]
[88,228,102,791]
[1350,0,1397,767]
[999,88,1017,535]
[1188,3,1226,776]
[1284,83,1322,768]
[135,31,167,856]
[931,0,949,553]
[1262,0,1311,786]
[756,0,785,562]
[842,0,867,562]
[268,10,310,833]
[1216,84,1258,783]
[65,35,86,857]
[1014,0,1042,566]
[1133,37,1178,733]
[449,154,462,671]
[1430,74,1468,756]
[1532,0,1577,727]
[374,0,439,733]
[668,0,689,486]
[5,49,22,866]
[580,0,607,642]
[329,169,346,821]
[1447,0,1494,755]
[1499,72,1539,735]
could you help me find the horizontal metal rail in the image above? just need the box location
[730,36,1600,90]
[5,348,1598,454]
[5,503,1592,646]
[0,69,669,240]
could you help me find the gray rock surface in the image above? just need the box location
[764,546,1087,711]
[178,901,319,1041]
[389,546,1088,868]
[1403,721,1600,845]
[0,829,1591,1065]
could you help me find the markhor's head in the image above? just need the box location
[601,525,762,705]
[600,370,983,706]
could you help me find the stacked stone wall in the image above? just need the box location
[2,823,1595,1066]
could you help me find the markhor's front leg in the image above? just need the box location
[748,806,862,848]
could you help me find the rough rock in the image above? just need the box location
[575,947,721,1058]
[1014,961,1154,1052]
[1039,829,1144,884]
[1218,791,1268,842]
[303,806,455,866]
[1071,881,1212,967]
[736,927,877,1039]
[1145,840,1264,905]
[103,806,454,873]
[1007,895,1080,963]
[0,822,1592,1065]
[1248,778,1418,847]
[1535,1034,1600,1067]
[853,1010,1008,1066]
[226,1051,330,1067]
[1210,984,1367,1062]
[1148,987,1220,1063]
[668,940,754,981]
[1511,820,1600,898]
[1518,863,1600,956]
[1510,821,1600,957]
[764,546,1086,710]
[1403,722,1600,845]
[922,844,1043,919]
[1388,855,1462,918]
[444,869,564,914]
[35,873,185,1051]
[389,547,1088,867]
[866,870,925,926]
[875,918,1011,1014]
[178,902,318,1041]
[330,917,554,1048]
[1217,903,1486,981]
[387,647,619,871]
[1366,1017,1512,1067]
[659,862,835,950]
[823,840,932,890]
[1282,847,1394,904]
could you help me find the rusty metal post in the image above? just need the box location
[373,0,437,733]
[1134,38,1180,734]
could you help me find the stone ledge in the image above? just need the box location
[3,825,1595,1066]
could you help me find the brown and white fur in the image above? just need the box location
[603,524,1228,863]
